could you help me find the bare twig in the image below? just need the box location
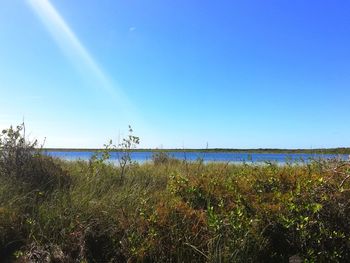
[184,242,209,259]
[340,174,350,189]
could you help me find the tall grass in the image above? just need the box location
[1,125,350,262]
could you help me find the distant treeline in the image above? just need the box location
[42,147,350,154]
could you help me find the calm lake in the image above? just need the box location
[45,150,349,164]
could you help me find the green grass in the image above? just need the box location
[1,155,350,262]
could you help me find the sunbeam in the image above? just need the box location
[26,0,132,110]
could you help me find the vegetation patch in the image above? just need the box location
[1,125,350,262]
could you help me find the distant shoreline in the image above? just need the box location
[41,147,350,154]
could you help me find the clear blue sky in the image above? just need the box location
[1,0,350,148]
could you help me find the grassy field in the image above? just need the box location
[1,126,350,262]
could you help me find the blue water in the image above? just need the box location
[44,150,349,164]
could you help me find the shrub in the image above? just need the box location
[152,151,180,166]
[0,124,70,193]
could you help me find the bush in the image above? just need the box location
[0,124,70,192]
[152,151,180,166]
